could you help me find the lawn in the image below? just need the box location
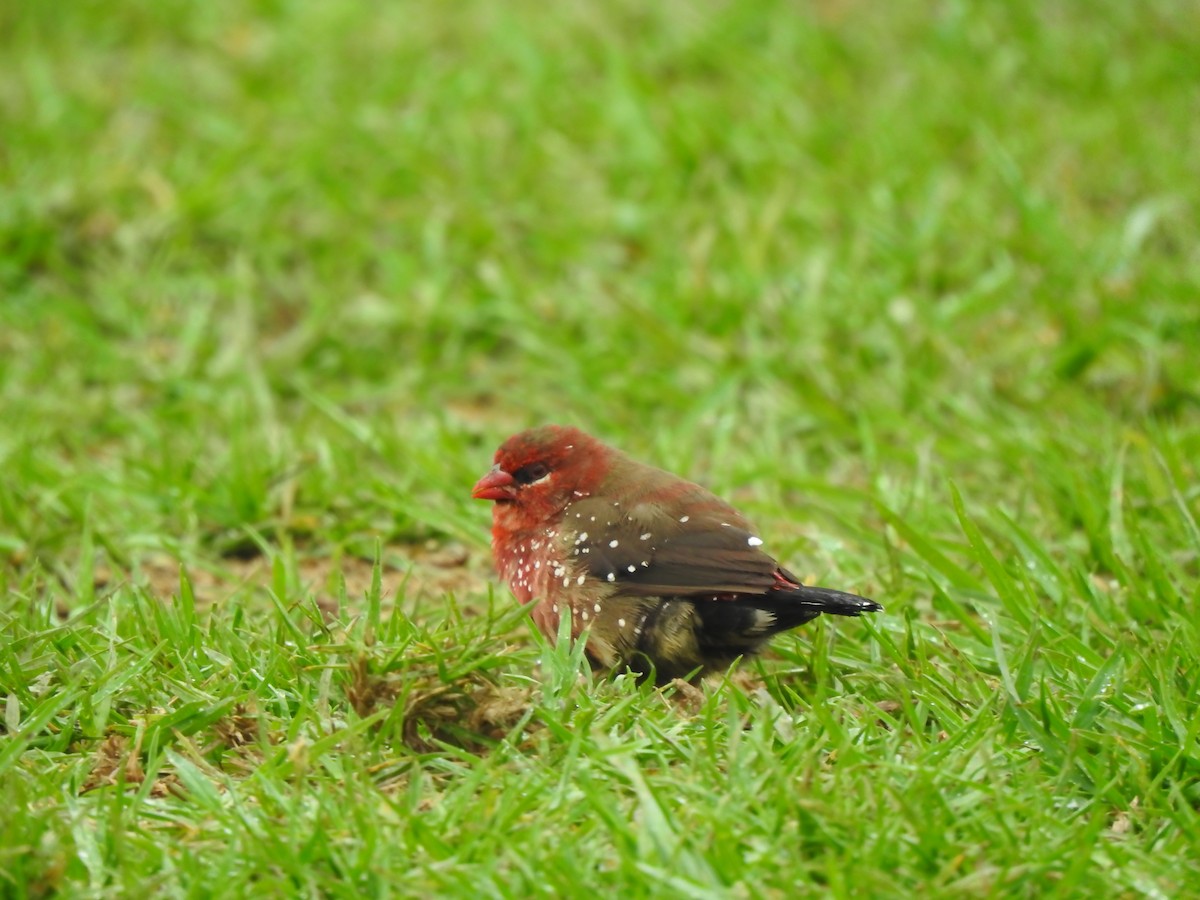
[2,0,1199,896]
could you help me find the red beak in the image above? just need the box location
[472,466,516,501]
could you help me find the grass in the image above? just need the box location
[2,0,1199,895]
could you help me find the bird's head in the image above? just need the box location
[472,425,606,527]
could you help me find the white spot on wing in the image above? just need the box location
[609,539,619,548]
[639,533,651,540]
[748,536,763,547]
[606,572,615,582]
[679,515,689,523]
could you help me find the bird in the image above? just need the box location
[472,425,881,684]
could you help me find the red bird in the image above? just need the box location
[472,425,880,684]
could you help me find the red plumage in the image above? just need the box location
[472,425,880,683]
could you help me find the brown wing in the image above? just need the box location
[561,494,778,597]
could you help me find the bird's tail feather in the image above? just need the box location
[790,585,881,617]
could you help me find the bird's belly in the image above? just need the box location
[532,594,710,684]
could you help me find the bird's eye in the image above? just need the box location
[512,461,550,485]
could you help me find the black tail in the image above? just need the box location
[787,584,882,617]
[694,584,881,653]
[752,585,880,633]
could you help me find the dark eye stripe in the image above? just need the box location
[512,461,550,484]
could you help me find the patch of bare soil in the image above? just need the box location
[92,541,495,614]
[345,653,537,754]
[81,733,180,798]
